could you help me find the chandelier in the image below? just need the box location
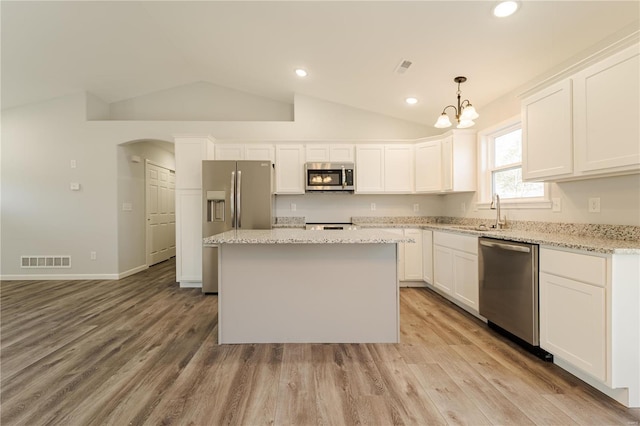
[434,76,479,129]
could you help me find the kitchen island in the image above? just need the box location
[203,229,412,344]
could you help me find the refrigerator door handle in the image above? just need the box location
[230,171,236,229]
[237,170,242,228]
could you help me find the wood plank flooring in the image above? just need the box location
[2,258,639,425]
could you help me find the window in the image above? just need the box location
[479,117,549,207]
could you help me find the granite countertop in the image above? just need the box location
[204,228,414,245]
[354,222,640,254]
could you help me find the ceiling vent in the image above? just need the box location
[395,59,413,74]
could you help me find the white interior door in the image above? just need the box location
[146,162,176,266]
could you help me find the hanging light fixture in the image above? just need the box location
[434,76,479,129]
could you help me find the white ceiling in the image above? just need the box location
[2,1,639,125]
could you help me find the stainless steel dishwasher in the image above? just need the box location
[478,237,552,361]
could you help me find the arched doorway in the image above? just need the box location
[117,139,176,276]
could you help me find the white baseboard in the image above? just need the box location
[1,264,150,281]
[180,281,202,288]
[1,273,120,281]
[554,357,633,407]
[117,265,148,279]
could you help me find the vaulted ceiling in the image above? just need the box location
[2,1,638,126]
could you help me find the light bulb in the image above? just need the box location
[434,113,452,128]
[460,105,479,120]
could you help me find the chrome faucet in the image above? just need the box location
[491,194,506,229]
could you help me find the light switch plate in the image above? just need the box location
[552,197,561,212]
[588,197,601,213]
[70,182,80,191]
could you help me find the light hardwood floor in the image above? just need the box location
[2,258,639,425]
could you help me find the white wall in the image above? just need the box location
[1,90,432,278]
[443,174,640,226]
[117,140,175,275]
[107,81,294,122]
[275,194,444,223]
[1,94,119,278]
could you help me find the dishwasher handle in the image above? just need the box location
[480,239,531,253]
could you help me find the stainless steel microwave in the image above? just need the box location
[305,162,355,193]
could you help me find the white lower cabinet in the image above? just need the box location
[540,270,606,380]
[540,247,640,408]
[422,230,433,284]
[432,231,479,313]
[402,228,423,285]
[381,228,423,286]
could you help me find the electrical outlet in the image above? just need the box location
[552,197,562,212]
[90,251,97,260]
[460,202,466,213]
[588,197,601,213]
[290,203,296,212]
[70,159,77,169]
[370,203,376,211]
[413,203,419,212]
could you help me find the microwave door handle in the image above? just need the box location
[230,171,236,229]
[342,166,346,188]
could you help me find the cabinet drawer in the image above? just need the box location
[540,248,606,287]
[434,231,477,254]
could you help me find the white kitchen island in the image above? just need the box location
[203,229,412,344]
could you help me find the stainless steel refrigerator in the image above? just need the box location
[202,160,273,293]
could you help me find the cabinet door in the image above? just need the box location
[422,230,433,284]
[330,144,355,162]
[245,145,275,162]
[574,44,640,173]
[384,145,414,193]
[433,245,454,295]
[275,145,305,194]
[415,141,442,192]
[522,79,574,180]
[440,137,453,191]
[356,145,385,193]
[174,138,214,190]
[403,229,424,283]
[452,250,479,311]
[175,189,202,283]
[305,145,330,162]
[215,144,245,160]
[540,272,606,381]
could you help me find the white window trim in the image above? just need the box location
[477,115,551,210]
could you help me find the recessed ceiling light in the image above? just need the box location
[295,68,308,77]
[405,97,418,105]
[493,1,519,17]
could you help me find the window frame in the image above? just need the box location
[477,116,551,210]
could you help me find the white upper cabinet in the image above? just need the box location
[174,136,215,190]
[522,79,574,180]
[573,44,640,174]
[215,144,275,162]
[305,144,355,163]
[275,145,305,194]
[384,144,414,193]
[356,145,385,193]
[521,42,639,181]
[245,144,275,162]
[414,130,476,193]
[356,144,414,193]
[215,144,245,160]
[415,140,442,192]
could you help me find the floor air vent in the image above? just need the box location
[21,256,71,268]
